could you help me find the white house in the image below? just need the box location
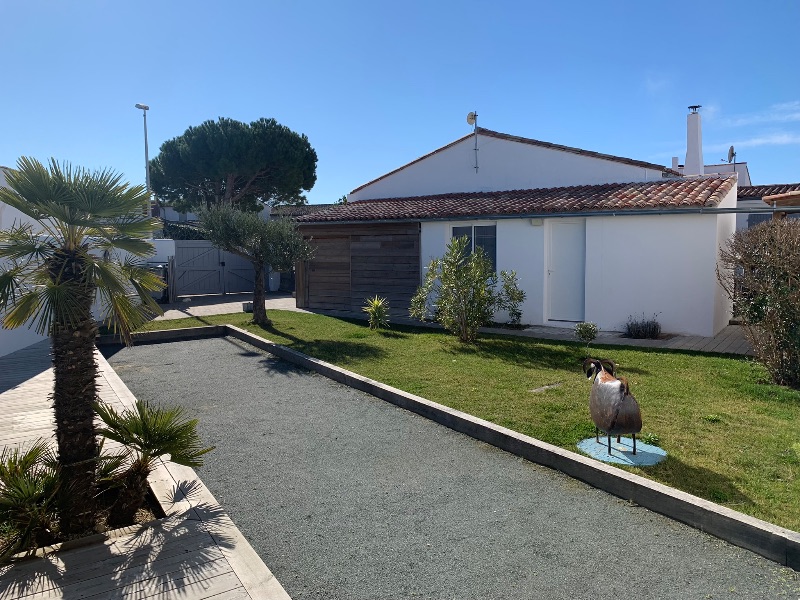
[297,111,744,337]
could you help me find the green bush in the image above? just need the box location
[574,321,598,355]
[499,270,526,326]
[0,440,59,562]
[363,295,390,330]
[409,236,526,343]
[718,219,800,388]
[625,313,662,339]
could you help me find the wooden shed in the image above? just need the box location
[295,222,420,315]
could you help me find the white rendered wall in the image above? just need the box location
[584,214,723,336]
[421,219,545,326]
[420,210,735,336]
[351,135,666,201]
[151,239,175,263]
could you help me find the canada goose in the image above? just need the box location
[583,358,643,455]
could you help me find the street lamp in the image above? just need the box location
[134,103,151,216]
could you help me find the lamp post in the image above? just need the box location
[134,103,152,216]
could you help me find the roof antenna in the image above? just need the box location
[467,111,478,173]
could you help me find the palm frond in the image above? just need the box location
[95,401,214,468]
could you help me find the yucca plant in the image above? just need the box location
[362,295,390,330]
[95,401,214,526]
[0,440,59,562]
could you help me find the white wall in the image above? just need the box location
[420,199,737,337]
[151,239,175,263]
[351,134,666,201]
[584,214,721,336]
[421,219,545,327]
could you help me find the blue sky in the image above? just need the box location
[2,1,798,204]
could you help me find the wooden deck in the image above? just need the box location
[0,341,289,600]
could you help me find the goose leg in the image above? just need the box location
[595,427,600,444]
[632,434,637,455]
[607,433,611,455]
[617,435,621,443]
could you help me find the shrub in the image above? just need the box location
[363,295,390,330]
[96,401,214,526]
[574,322,598,355]
[625,313,662,339]
[640,432,661,447]
[499,270,526,326]
[718,219,800,388]
[409,236,526,343]
[0,440,59,562]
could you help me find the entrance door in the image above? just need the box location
[548,220,586,322]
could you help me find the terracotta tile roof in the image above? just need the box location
[738,183,800,199]
[299,175,737,224]
[270,203,335,218]
[350,128,681,194]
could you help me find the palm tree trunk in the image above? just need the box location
[252,261,271,326]
[108,459,151,527]
[51,292,99,534]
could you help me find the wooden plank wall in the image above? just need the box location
[298,223,420,315]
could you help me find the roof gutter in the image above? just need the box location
[298,205,800,227]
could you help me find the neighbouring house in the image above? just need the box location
[736,184,800,230]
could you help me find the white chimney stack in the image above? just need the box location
[671,157,680,171]
[684,105,704,176]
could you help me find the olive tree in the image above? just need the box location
[200,207,312,325]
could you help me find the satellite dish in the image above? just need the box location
[727,145,736,163]
[466,112,476,126]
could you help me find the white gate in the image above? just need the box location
[173,241,257,296]
[547,220,586,322]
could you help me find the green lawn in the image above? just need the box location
[138,311,800,531]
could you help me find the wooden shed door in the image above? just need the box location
[307,237,351,310]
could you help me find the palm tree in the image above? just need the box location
[95,401,214,526]
[0,158,163,534]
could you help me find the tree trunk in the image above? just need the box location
[252,261,270,326]
[108,459,151,527]
[51,292,99,535]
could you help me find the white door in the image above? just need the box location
[548,220,585,322]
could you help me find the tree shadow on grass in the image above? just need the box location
[644,454,755,510]
[251,323,389,365]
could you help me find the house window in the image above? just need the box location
[452,225,497,271]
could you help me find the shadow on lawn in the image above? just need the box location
[646,455,754,509]
[254,322,389,364]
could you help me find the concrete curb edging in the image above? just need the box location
[106,324,800,570]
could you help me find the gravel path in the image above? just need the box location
[104,337,799,599]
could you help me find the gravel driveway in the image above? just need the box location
[104,337,799,599]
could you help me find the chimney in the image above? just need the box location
[671,157,680,171]
[684,105,704,176]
